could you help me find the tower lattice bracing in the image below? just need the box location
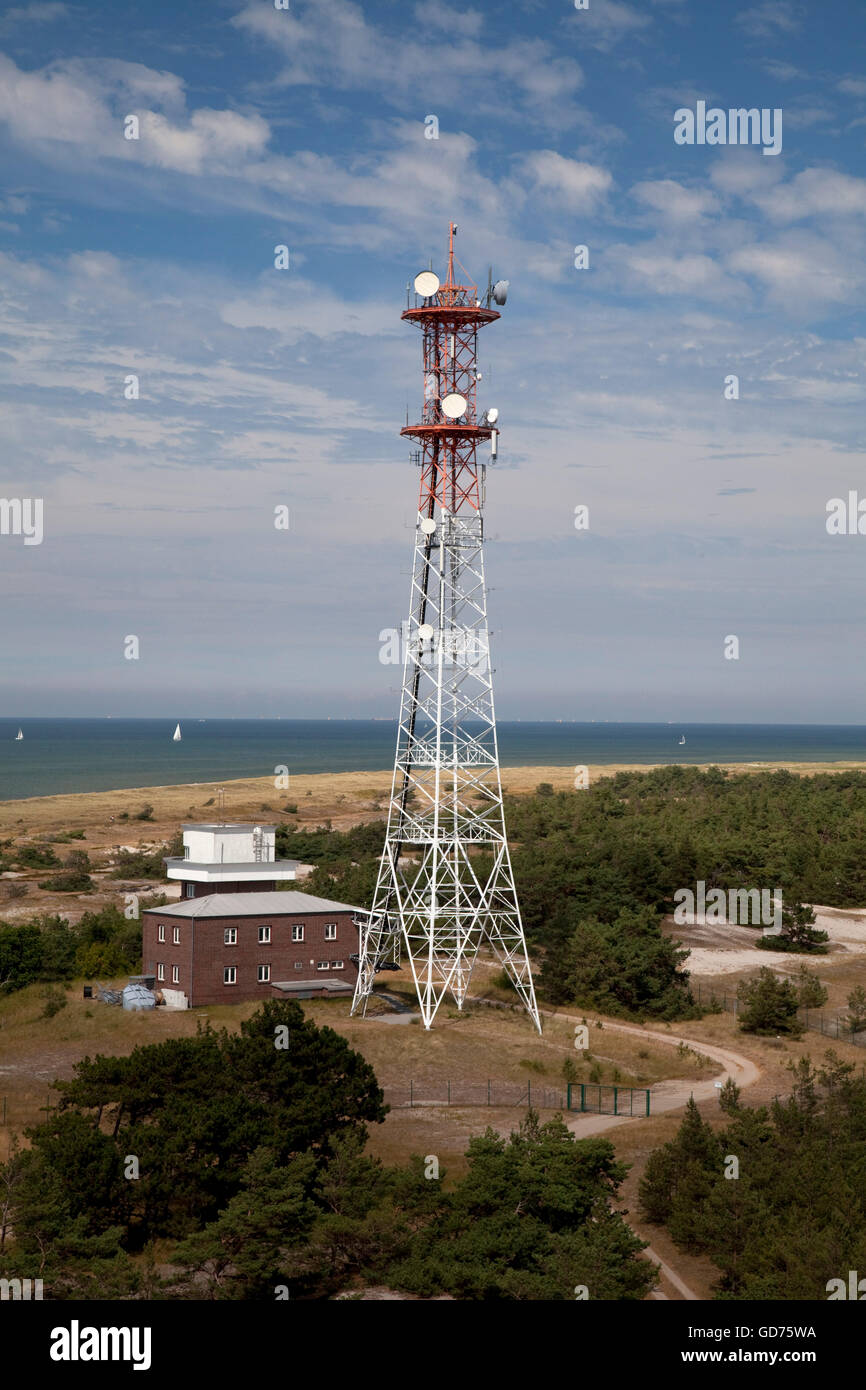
[351,225,541,1032]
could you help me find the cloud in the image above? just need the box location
[616,248,737,299]
[571,0,652,50]
[839,77,866,98]
[631,178,720,221]
[232,0,586,125]
[763,60,805,81]
[516,151,612,212]
[735,2,805,38]
[747,168,866,222]
[413,0,483,38]
[727,234,861,306]
[3,2,69,22]
[0,52,268,175]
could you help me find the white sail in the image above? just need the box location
[172,723,182,742]
[15,728,23,740]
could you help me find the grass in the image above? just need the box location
[0,965,711,1162]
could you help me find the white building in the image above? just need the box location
[164,822,299,900]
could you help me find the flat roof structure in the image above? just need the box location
[142,891,366,919]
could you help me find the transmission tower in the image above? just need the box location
[351,223,541,1033]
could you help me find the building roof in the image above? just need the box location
[141,891,367,919]
[182,822,277,832]
[164,859,299,872]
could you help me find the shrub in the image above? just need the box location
[794,964,828,1010]
[1,881,28,900]
[41,986,68,1019]
[846,985,866,1034]
[15,844,59,869]
[37,871,94,893]
[738,967,802,1036]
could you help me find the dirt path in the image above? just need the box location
[541,1010,761,1301]
[536,1011,761,1139]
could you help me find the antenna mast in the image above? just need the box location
[351,223,539,1032]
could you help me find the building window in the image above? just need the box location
[294,961,303,970]
[172,966,180,984]
[324,923,337,941]
[224,927,237,946]
[185,883,195,899]
[173,926,181,945]
[224,967,236,985]
[317,961,330,971]
[292,924,304,942]
[184,845,190,860]
[157,964,165,981]
[332,960,344,970]
[258,925,271,943]
[158,925,165,943]
[258,965,271,983]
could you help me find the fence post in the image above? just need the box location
[567,1083,572,1111]
[646,1089,651,1117]
[613,1086,618,1116]
[580,1083,585,1113]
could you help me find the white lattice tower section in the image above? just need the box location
[351,225,540,1032]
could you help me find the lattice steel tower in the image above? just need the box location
[351,224,541,1032]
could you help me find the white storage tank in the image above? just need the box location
[122,982,155,1011]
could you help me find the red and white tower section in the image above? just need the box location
[351,224,541,1032]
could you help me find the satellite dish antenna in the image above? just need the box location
[414,271,440,297]
[441,392,467,419]
[492,279,509,305]
[420,517,436,535]
[418,623,435,642]
[485,407,499,425]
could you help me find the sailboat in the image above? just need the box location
[15,728,23,740]
[172,723,182,742]
[678,735,686,746]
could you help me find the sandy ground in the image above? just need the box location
[3,759,866,838]
[667,906,866,976]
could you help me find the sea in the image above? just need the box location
[1,719,866,803]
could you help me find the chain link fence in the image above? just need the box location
[692,980,866,1047]
[383,1080,568,1109]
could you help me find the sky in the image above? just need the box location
[0,0,865,720]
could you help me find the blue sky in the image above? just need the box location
[1,0,865,720]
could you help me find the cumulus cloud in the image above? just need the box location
[232,0,586,124]
[746,168,866,222]
[515,151,612,212]
[632,179,720,221]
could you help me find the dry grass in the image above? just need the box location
[0,969,711,1162]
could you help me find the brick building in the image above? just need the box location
[141,890,363,1009]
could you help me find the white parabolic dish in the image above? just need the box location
[441,392,467,419]
[414,271,440,297]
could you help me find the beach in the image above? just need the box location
[3,760,866,843]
